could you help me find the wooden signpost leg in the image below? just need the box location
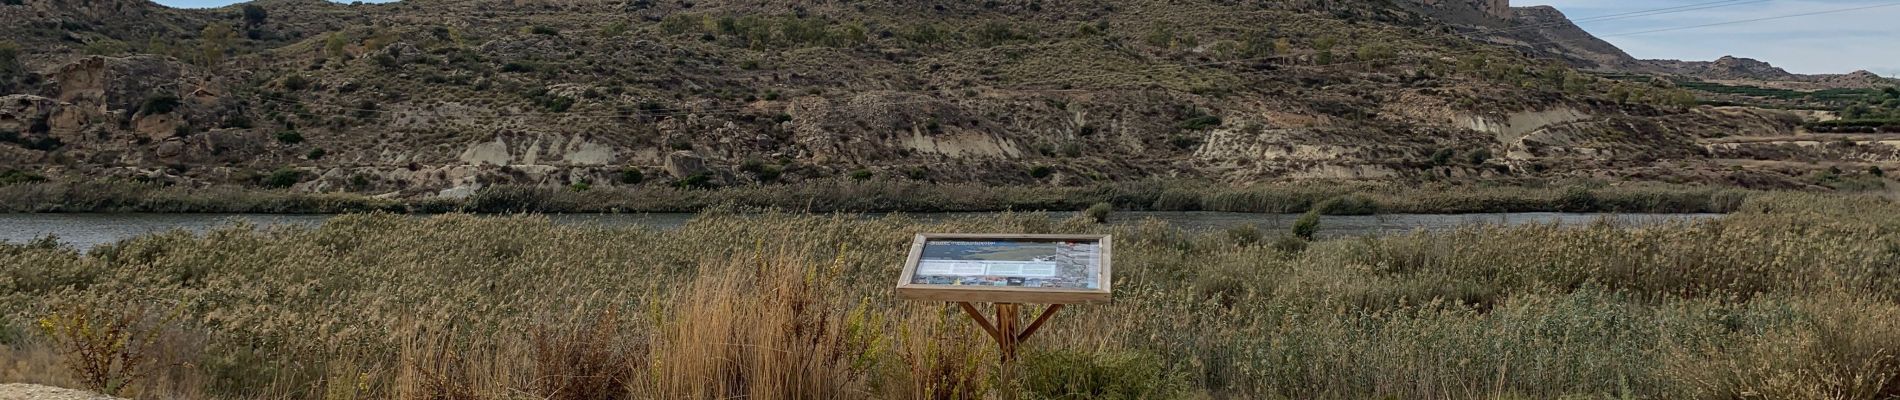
[996,303,1019,362]
[958,302,1064,363]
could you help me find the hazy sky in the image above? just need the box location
[152,0,1897,76]
[1519,0,1900,76]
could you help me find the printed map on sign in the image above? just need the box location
[911,240,1102,289]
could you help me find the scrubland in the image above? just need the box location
[2,193,1897,399]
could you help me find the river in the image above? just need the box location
[0,212,1723,252]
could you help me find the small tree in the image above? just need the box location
[199,23,236,65]
[324,32,348,59]
[241,4,268,27]
[0,40,20,76]
[1291,209,1321,240]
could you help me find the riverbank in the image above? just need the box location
[0,211,1725,252]
[0,179,1757,214]
[2,193,1895,399]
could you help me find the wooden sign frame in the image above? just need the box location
[895,233,1113,304]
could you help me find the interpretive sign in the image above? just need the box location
[896,233,1112,304]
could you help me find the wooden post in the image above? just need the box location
[958,302,1063,363]
[996,303,1019,362]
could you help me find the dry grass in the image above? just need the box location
[2,193,1898,399]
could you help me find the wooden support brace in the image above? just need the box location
[1017,304,1063,342]
[957,302,1005,345]
[957,302,1065,363]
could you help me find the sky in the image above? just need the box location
[1518,0,1900,76]
[151,0,1897,76]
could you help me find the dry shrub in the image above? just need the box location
[882,309,993,400]
[397,324,483,400]
[636,246,878,399]
[33,301,179,396]
[1666,296,1900,400]
[529,310,643,400]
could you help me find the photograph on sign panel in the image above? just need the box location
[911,239,1101,289]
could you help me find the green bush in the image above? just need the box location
[1292,209,1321,240]
[1166,135,1201,150]
[305,148,326,160]
[673,173,715,189]
[617,168,645,185]
[0,169,48,185]
[848,169,873,181]
[1315,195,1378,215]
[274,131,304,144]
[1429,148,1456,166]
[1017,349,1186,400]
[260,168,303,189]
[501,62,535,73]
[738,159,781,182]
[1083,202,1113,224]
[139,94,182,115]
[1557,187,1598,212]
[1028,165,1053,179]
[1177,115,1221,131]
[1464,148,1493,165]
[0,40,19,74]
[465,185,562,213]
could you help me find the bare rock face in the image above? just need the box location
[664,150,708,178]
[0,94,59,132]
[54,57,108,106]
[133,111,183,142]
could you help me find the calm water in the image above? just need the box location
[0,212,1723,252]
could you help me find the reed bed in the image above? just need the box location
[0,178,1751,214]
[1,193,1897,399]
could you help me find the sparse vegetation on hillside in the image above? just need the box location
[3,193,1898,398]
[0,0,1848,196]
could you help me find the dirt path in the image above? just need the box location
[0,384,120,400]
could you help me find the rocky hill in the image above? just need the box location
[0,0,1891,197]
[1415,0,1898,87]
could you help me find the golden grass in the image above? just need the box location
[2,193,1898,399]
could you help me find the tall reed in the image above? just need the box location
[1,193,1896,399]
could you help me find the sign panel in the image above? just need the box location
[897,233,1112,304]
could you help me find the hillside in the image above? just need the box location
[0,0,1893,199]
